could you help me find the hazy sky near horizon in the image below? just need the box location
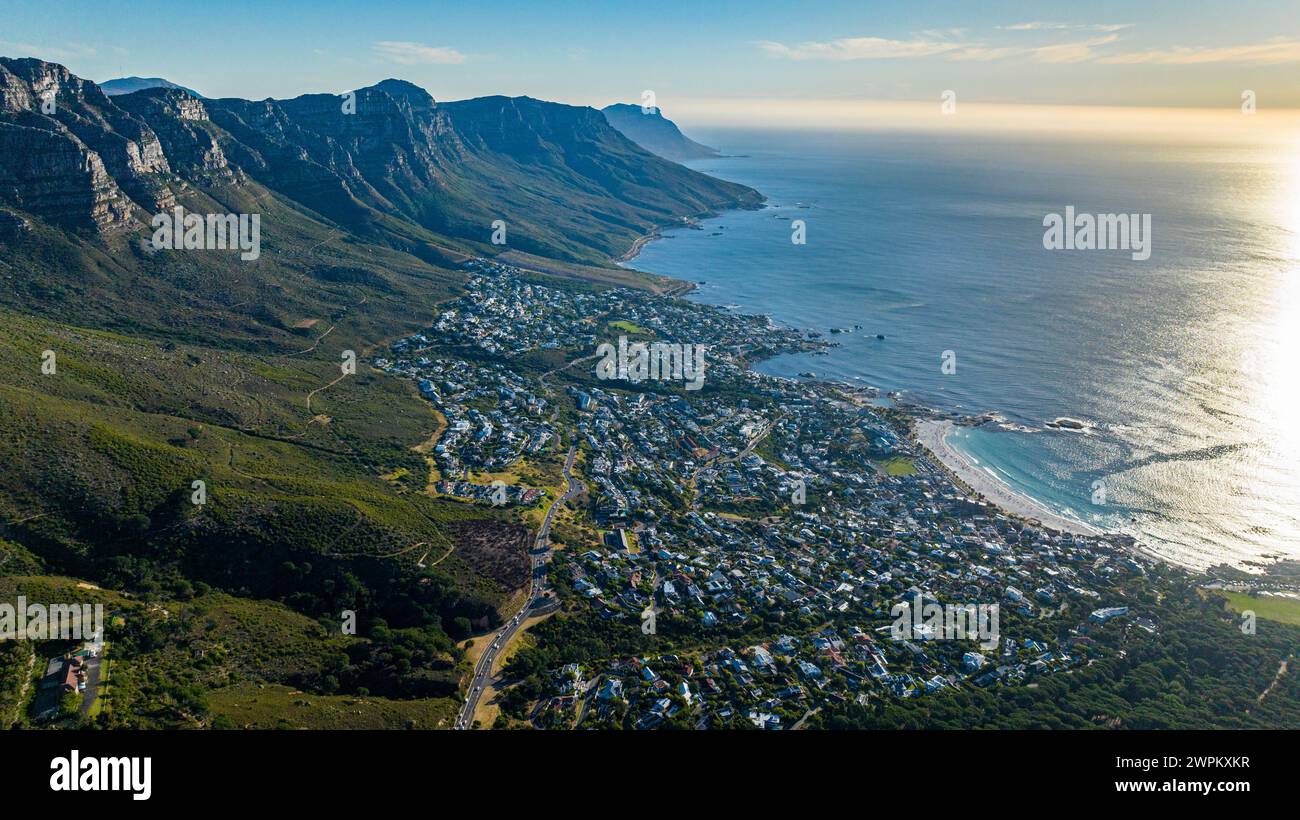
[5,0,1300,120]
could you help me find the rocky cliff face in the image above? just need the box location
[113,88,235,183]
[205,80,463,227]
[0,58,761,263]
[0,72,129,230]
[0,57,174,230]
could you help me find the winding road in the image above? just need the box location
[455,444,582,729]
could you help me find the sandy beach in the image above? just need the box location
[916,419,1106,538]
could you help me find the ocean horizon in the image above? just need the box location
[630,127,1300,572]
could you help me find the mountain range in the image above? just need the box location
[0,60,757,264]
[93,77,721,163]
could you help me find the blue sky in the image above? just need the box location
[5,0,1300,115]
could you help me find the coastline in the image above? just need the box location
[620,196,1117,545]
[615,229,698,296]
[916,417,1198,569]
[615,195,764,281]
[599,151,1295,583]
[614,171,1183,569]
[915,419,1107,539]
[616,230,662,264]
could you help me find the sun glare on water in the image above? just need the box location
[1242,142,1300,555]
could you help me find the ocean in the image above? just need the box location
[629,128,1300,571]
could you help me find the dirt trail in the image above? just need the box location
[1256,656,1290,705]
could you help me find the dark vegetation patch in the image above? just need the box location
[447,519,533,592]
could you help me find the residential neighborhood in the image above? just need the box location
[379,260,1156,730]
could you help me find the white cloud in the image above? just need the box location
[1028,34,1122,64]
[373,41,466,65]
[758,32,1122,64]
[756,37,962,61]
[917,28,967,40]
[754,27,1300,69]
[945,46,1018,61]
[1002,22,1132,32]
[1098,38,1300,65]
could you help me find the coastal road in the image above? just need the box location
[455,444,581,729]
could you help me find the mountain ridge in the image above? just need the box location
[601,102,721,162]
[2,59,760,270]
[100,76,202,98]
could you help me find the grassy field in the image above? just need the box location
[468,451,564,489]
[208,683,459,729]
[608,320,649,335]
[879,457,918,476]
[1222,592,1300,626]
